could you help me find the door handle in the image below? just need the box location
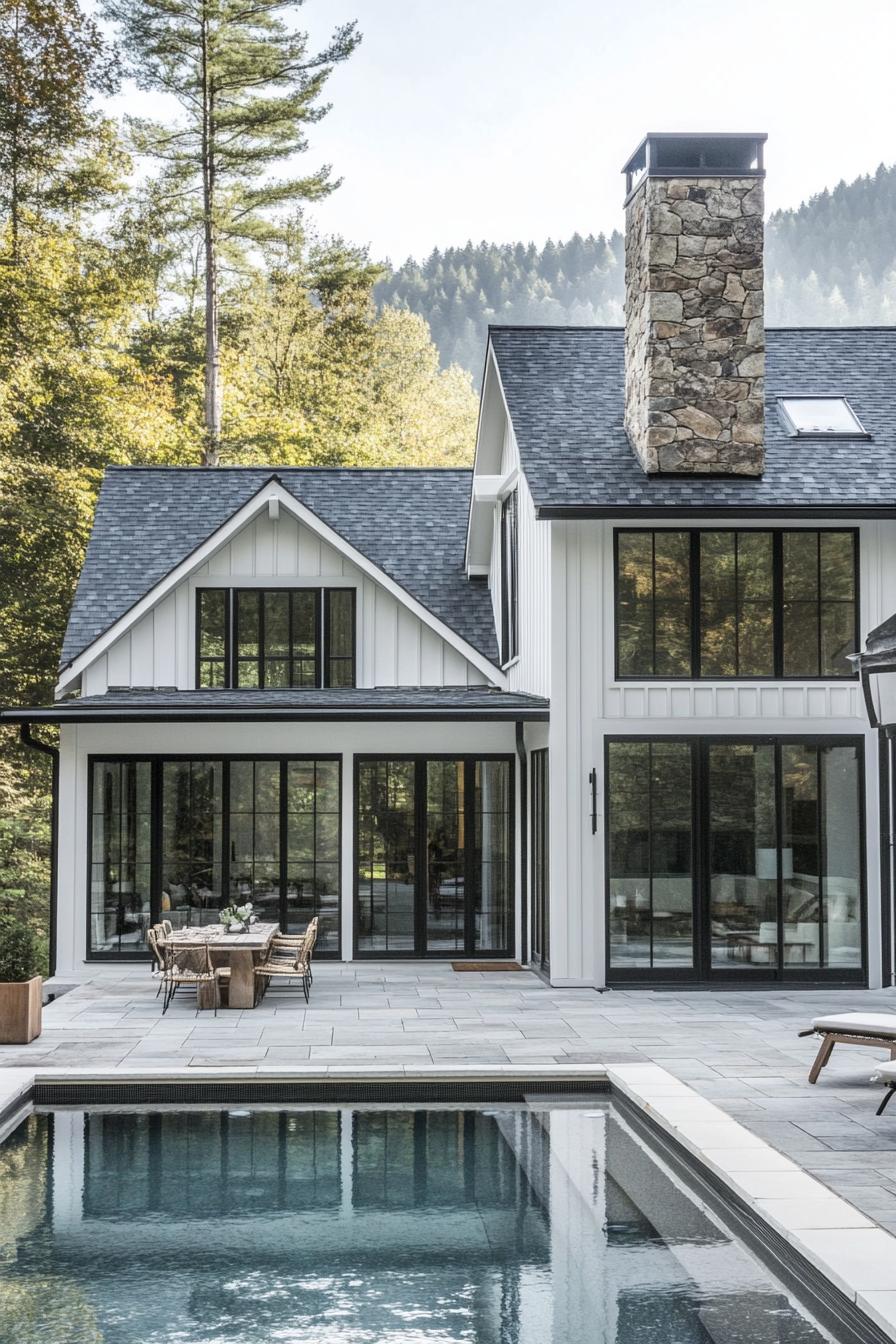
[588,769,597,835]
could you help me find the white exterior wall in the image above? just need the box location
[80,511,489,695]
[57,719,522,974]
[548,516,896,989]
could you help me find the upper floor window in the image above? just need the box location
[615,529,857,680]
[197,588,355,689]
[500,490,519,665]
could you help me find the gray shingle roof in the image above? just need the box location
[2,686,548,722]
[62,468,498,670]
[490,326,896,513]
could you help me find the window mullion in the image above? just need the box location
[319,590,325,688]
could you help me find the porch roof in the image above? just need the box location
[0,686,550,724]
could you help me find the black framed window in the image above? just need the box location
[355,755,514,958]
[615,529,858,679]
[88,755,342,958]
[89,760,152,956]
[325,589,355,688]
[196,588,354,689]
[197,590,229,687]
[500,490,519,665]
[606,735,865,983]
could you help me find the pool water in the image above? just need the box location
[0,1101,831,1344]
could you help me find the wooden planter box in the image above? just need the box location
[0,976,42,1044]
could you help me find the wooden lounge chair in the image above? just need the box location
[870,1061,896,1115]
[798,1013,896,1083]
[254,932,313,1004]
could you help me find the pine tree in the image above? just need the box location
[102,0,360,465]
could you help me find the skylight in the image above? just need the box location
[778,397,868,438]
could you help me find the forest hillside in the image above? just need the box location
[376,163,896,378]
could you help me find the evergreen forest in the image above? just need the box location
[378,164,896,379]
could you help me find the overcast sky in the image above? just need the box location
[108,0,896,264]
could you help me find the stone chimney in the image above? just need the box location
[622,133,766,475]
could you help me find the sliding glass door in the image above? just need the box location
[355,757,514,958]
[606,737,865,983]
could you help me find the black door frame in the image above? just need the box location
[530,748,550,973]
[605,734,868,987]
[353,754,515,960]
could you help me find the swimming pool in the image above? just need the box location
[0,1099,839,1343]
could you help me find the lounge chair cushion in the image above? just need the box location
[810,1013,896,1038]
[871,1062,896,1084]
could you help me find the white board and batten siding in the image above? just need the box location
[548,516,896,990]
[80,511,489,694]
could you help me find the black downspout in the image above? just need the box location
[19,723,59,979]
[516,721,528,966]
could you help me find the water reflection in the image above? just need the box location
[0,1105,830,1344]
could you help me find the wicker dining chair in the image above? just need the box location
[271,917,319,984]
[254,932,313,1003]
[147,924,167,998]
[160,941,220,1015]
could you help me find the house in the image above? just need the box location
[6,131,896,991]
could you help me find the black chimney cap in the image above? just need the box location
[623,132,767,201]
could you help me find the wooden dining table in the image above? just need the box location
[167,922,278,1009]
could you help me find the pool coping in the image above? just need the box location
[2,1060,895,1342]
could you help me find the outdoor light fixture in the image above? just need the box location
[850,613,896,729]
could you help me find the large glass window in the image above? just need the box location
[707,744,778,968]
[160,760,224,929]
[286,760,341,952]
[196,588,354,689]
[606,737,865,981]
[90,756,341,955]
[783,531,857,677]
[607,741,694,969]
[89,761,152,955]
[616,530,691,676]
[229,760,280,915]
[615,530,858,679]
[197,590,228,687]
[355,757,514,957]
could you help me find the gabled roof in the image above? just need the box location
[489,326,896,515]
[2,687,549,723]
[61,467,498,670]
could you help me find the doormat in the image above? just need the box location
[451,961,524,972]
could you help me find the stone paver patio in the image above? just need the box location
[3,963,896,1235]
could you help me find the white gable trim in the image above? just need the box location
[57,479,504,695]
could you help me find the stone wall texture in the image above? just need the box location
[624,175,765,475]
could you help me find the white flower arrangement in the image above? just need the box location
[219,901,255,930]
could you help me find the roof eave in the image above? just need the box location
[1,703,550,725]
[535,503,896,520]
